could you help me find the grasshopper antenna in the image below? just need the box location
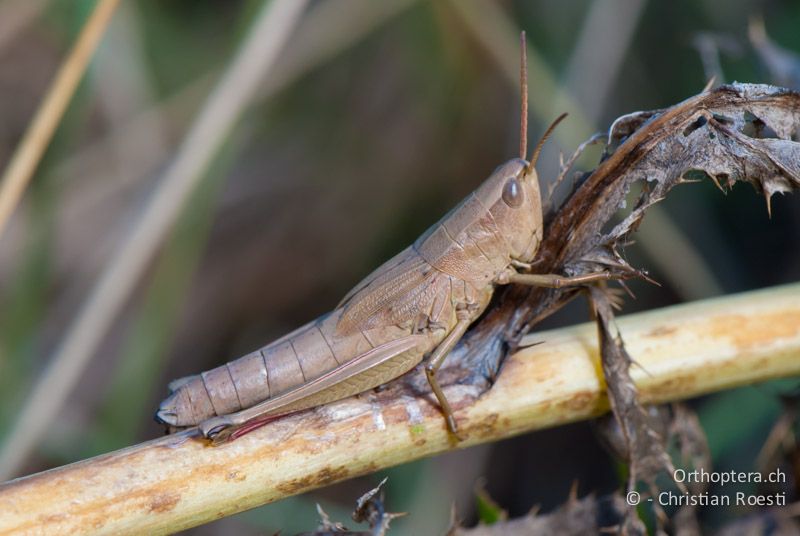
[529,112,568,170]
[519,31,528,161]
[519,32,568,170]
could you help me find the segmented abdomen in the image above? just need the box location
[162,309,385,427]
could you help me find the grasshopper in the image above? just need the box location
[155,34,616,443]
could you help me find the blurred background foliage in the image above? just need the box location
[0,0,799,533]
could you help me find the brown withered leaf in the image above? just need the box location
[448,491,638,536]
[594,402,712,534]
[669,404,712,495]
[449,490,800,536]
[588,286,673,533]
[667,404,711,536]
[714,514,800,536]
[296,478,403,536]
[588,285,674,493]
[446,83,800,511]
[455,83,800,380]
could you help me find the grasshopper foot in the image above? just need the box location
[446,414,465,441]
[199,416,233,440]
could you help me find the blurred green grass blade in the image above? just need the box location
[474,485,506,525]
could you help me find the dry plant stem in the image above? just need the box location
[0,0,121,238]
[0,0,309,481]
[2,283,799,535]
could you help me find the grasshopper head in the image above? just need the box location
[476,158,544,264]
[481,112,568,264]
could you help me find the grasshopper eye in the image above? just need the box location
[501,177,524,207]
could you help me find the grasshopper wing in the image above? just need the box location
[203,334,426,441]
[336,246,446,334]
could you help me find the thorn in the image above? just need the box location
[316,503,333,527]
[638,269,661,287]
[708,173,727,194]
[569,480,579,501]
[526,504,542,518]
[606,287,626,310]
[619,280,636,300]
[702,76,716,93]
[517,339,546,350]
[766,193,773,219]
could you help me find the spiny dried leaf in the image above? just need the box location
[714,512,800,536]
[548,83,800,292]
[594,403,712,534]
[297,479,402,536]
[587,286,673,534]
[588,286,674,493]
[669,404,712,495]
[449,492,638,536]
[298,504,352,536]
[451,490,800,536]
[756,392,800,496]
[352,478,405,535]
[594,405,671,468]
[456,83,800,382]
[446,83,799,528]
[666,404,712,536]
[310,505,350,535]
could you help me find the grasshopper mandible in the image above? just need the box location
[155,34,615,443]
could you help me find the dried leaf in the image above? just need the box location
[669,404,711,495]
[589,285,674,492]
[450,492,638,536]
[756,391,800,497]
[297,478,403,536]
[715,512,800,536]
[457,83,800,382]
[447,83,800,528]
[450,488,800,536]
[594,405,671,469]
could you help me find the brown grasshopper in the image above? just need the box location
[155,34,616,443]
